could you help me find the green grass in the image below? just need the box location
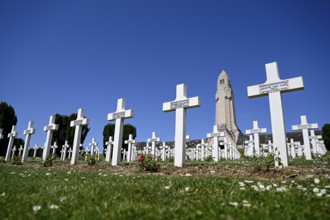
[1,162,330,220]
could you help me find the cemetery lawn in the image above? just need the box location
[1,159,330,220]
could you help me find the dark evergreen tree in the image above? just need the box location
[52,113,90,156]
[322,124,330,151]
[0,102,18,156]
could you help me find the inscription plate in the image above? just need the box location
[149,138,159,142]
[113,111,126,119]
[73,119,84,126]
[297,125,312,130]
[259,80,289,94]
[170,99,189,109]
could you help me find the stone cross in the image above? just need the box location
[5,125,18,162]
[68,148,72,159]
[11,146,16,159]
[309,130,322,155]
[244,135,254,156]
[89,138,98,157]
[292,115,318,160]
[70,108,89,165]
[163,84,201,167]
[22,121,36,162]
[246,121,267,157]
[207,125,225,162]
[105,136,114,162]
[160,142,168,161]
[108,98,134,166]
[124,134,135,162]
[43,115,59,161]
[247,62,304,166]
[0,128,3,140]
[18,145,23,157]
[197,139,207,161]
[62,140,69,160]
[147,132,161,158]
[51,142,58,158]
[287,139,296,159]
[33,144,39,158]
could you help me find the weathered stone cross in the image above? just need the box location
[108,98,134,166]
[22,121,36,163]
[163,84,201,167]
[43,115,59,161]
[5,125,17,162]
[292,115,318,160]
[247,62,304,167]
[70,108,89,165]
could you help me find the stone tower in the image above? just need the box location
[215,70,241,144]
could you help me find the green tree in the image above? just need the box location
[0,102,18,156]
[322,124,330,151]
[103,123,137,155]
[52,113,90,156]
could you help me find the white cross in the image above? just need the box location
[247,62,304,167]
[42,115,59,161]
[89,138,98,157]
[207,125,225,162]
[287,139,296,159]
[22,121,36,163]
[244,135,254,156]
[18,145,23,157]
[70,108,89,165]
[105,136,114,162]
[5,125,17,162]
[246,121,267,157]
[160,142,168,161]
[292,115,318,160]
[147,132,161,158]
[51,142,58,158]
[11,146,17,159]
[0,128,3,140]
[108,98,134,166]
[62,140,70,160]
[309,130,322,155]
[197,139,207,161]
[125,134,135,162]
[263,140,273,155]
[33,144,39,158]
[68,148,73,159]
[163,84,201,167]
[220,137,230,160]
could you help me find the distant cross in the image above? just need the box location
[207,125,225,162]
[105,136,114,162]
[163,84,201,167]
[263,140,273,155]
[247,62,304,167]
[292,115,318,160]
[33,144,39,158]
[0,128,3,140]
[160,142,168,161]
[11,146,17,159]
[246,121,267,157]
[62,141,70,160]
[125,134,135,162]
[68,148,73,159]
[5,125,18,162]
[287,139,296,159]
[108,98,134,166]
[309,130,322,155]
[244,135,254,156]
[18,145,23,157]
[43,115,59,161]
[70,108,89,165]
[197,139,207,161]
[220,137,230,160]
[89,138,98,157]
[147,132,161,158]
[51,142,58,158]
[22,121,36,163]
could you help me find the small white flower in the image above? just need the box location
[301,187,307,191]
[320,189,326,194]
[229,202,238,206]
[165,186,171,190]
[98,173,102,175]
[238,182,245,187]
[67,171,72,175]
[244,180,254,184]
[33,205,41,212]
[81,177,85,180]
[314,178,320,184]
[281,181,287,184]
[64,179,68,181]
[297,185,303,189]
[324,185,330,189]
[46,173,51,176]
[266,185,272,190]
[276,187,287,192]
[316,193,324,197]
[185,187,190,192]
[1,192,6,197]
[103,174,107,177]
[49,204,59,209]
[185,173,192,177]
[313,188,319,193]
[60,197,66,202]
[240,187,246,190]
[243,203,251,207]
[273,184,278,187]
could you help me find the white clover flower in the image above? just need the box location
[243,203,251,207]
[1,192,6,197]
[314,178,320,184]
[240,187,246,190]
[281,181,287,184]
[324,185,330,189]
[98,173,102,176]
[60,197,66,202]
[33,205,41,212]
[46,173,51,176]
[297,185,303,189]
[64,179,68,181]
[238,182,245,187]
[164,186,171,190]
[49,204,59,209]
[266,185,272,191]
[67,171,72,175]
[316,193,324,197]
[301,187,307,191]
[185,187,190,192]
[320,189,326,194]
[273,184,278,187]
[244,180,254,184]
[276,187,287,192]
[81,177,85,180]
[103,174,107,177]
[229,202,238,206]
[313,188,319,193]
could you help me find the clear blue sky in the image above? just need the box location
[1,0,329,150]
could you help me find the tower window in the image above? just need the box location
[220,79,224,84]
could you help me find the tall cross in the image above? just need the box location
[105,136,114,162]
[246,121,267,157]
[108,98,134,166]
[292,115,318,160]
[5,125,17,162]
[125,134,135,162]
[207,125,225,162]
[22,121,36,163]
[43,115,59,161]
[197,139,207,161]
[247,62,304,167]
[309,130,322,155]
[70,108,89,165]
[89,138,98,156]
[147,132,161,158]
[163,84,201,167]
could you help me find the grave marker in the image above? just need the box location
[309,130,322,155]
[124,134,135,162]
[0,128,3,140]
[207,125,225,162]
[292,115,318,160]
[18,145,23,157]
[89,138,98,157]
[163,84,201,167]
[287,139,296,159]
[247,62,304,166]
[43,115,59,160]
[22,121,36,162]
[108,98,134,166]
[246,121,267,157]
[11,146,16,159]
[105,136,114,162]
[147,132,161,158]
[33,144,39,158]
[5,125,17,162]
[197,139,207,161]
[62,141,69,160]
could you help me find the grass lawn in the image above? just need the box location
[0,157,330,220]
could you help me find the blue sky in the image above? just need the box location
[1,0,329,150]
